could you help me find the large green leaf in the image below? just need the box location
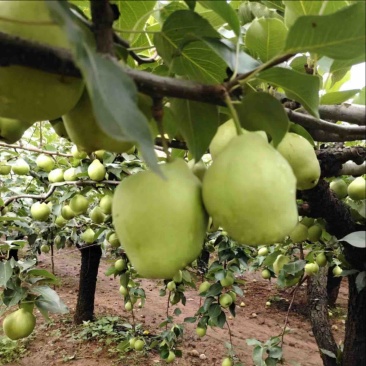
[284,3,366,60]
[113,1,156,45]
[47,1,159,173]
[246,18,288,62]
[0,261,12,287]
[200,38,260,74]
[284,1,349,28]
[170,99,219,161]
[154,10,226,83]
[353,87,366,105]
[198,0,241,37]
[340,231,366,249]
[34,286,69,314]
[258,67,320,117]
[234,93,289,147]
[320,90,360,105]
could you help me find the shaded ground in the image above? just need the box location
[2,248,347,366]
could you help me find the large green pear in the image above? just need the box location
[62,91,134,153]
[112,159,208,279]
[209,119,267,160]
[276,133,320,190]
[0,117,34,144]
[2,308,36,340]
[202,133,298,245]
[347,177,366,201]
[12,158,30,175]
[0,1,84,122]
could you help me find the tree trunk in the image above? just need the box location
[302,179,366,366]
[307,267,338,366]
[197,247,210,274]
[327,268,342,307]
[74,245,102,325]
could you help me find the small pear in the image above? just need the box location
[330,179,348,199]
[81,228,95,244]
[90,206,106,224]
[63,167,78,181]
[70,194,89,215]
[347,177,366,201]
[36,154,55,172]
[88,160,106,181]
[99,194,113,215]
[0,117,33,144]
[12,158,30,175]
[61,205,76,220]
[48,168,64,183]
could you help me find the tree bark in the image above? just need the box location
[302,179,366,366]
[307,267,338,366]
[74,245,102,325]
[327,267,342,308]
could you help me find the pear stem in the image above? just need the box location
[224,94,243,136]
[152,97,171,161]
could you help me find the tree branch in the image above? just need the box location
[339,161,366,176]
[316,146,366,177]
[0,142,72,157]
[285,109,366,141]
[318,104,366,126]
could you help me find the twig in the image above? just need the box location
[0,142,73,157]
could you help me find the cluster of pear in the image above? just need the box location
[111,119,321,279]
[0,1,136,155]
[330,177,366,201]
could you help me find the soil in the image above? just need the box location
[2,248,348,366]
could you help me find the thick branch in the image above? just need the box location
[316,146,366,178]
[318,104,366,126]
[339,161,366,176]
[285,109,366,141]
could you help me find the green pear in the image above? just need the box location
[316,252,327,267]
[108,232,120,248]
[308,224,323,242]
[0,1,84,122]
[219,293,233,308]
[94,150,106,160]
[48,168,64,183]
[2,308,36,340]
[304,262,319,276]
[0,161,11,175]
[300,216,315,227]
[330,178,348,199]
[88,160,106,181]
[289,223,308,243]
[0,117,33,144]
[30,202,51,221]
[276,133,320,190]
[99,194,113,215]
[36,154,55,172]
[90,206,105,224]
[203,133,297,245]
[49,118,70,139]
[115,259,127,272]
[209,119,267,160]
[81,228,95,244]
[258,247,269,256]
[63,91,134,153]
[347,177,366,201]
[55,215,67,227]
[112,159,208,279]
[70,194,89,215]
[261,269,271,279]
[12,158,30,175]
[198,281,211,294]
[61,205,76,220]
[172,270,183,283]
[273,254,290,275]
[71,145,87,159]
[63,167,78,181]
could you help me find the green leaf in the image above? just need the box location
[320,348,337,358]
[246,18,288,62]
[47,1,159,173]
[33,286,69,314]
[257,67,320,117]
[284,1,349,28]
[27,269,59,284]
[235,93,289,147]
[208,303,222,318]
[184,1,196,11]
[284,3,366,60]
[154,10,227,83]
[184,316,197,323]
[113,1,157,45]
[246,338,262,346]
[170,99,219,161]
[201,38,260,74]
[355,272,366,293]
[268,346,283,359]
[320,90,360,105]
[0,261,12,287]
[340,231,366,249]
[199,0,241,37]
[206,282,223,297]
[283,260,306,275]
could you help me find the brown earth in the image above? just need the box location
[2,248,347,366]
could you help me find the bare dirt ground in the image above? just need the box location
[3,248,347,366]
